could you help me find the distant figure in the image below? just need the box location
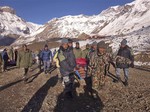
[17,44,32,83]
[68,38,73,51]
[14,49,18,63]
[37,49,43,72]
[89,41,97,58]
[2,48,9,72]
[0,53,2,73]
[58,38,76,98]
[40,44,52,74]
[115,39,134,86]
[82,43,90,60]
[52,49,57,58]
[53,48,61,80]
[73,42,82,59]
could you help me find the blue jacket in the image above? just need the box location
[40,50,52,61]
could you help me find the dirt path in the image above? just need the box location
[0,65,150,112]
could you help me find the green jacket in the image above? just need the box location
[8,48,14,60]
[82,48,90,59]
[17,49,32,68]
[73,48,82,59]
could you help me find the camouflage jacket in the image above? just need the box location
[88,51,110,77]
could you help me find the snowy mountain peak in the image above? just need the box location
[0,6,41,38]
[0,6,16,14]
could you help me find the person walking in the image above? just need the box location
[115,39,134,86]
[88,41,110,97]
[53,48,62,80]
[58,38,76,98]
[17,44,32,83]
[68,38,73,51]
[37,49,43,72]
[82,44,90,59]
[73,42,82,59]
[40,45,52,74]
[2,48,9,72]
[8,46,14,61]
[0,53,2,73]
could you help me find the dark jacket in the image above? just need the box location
[116,46,134,68]
[58,46,76,76]
[2,50,9,62]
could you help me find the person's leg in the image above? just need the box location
[123,68,129,86]
[3,61,7,72]
[84,76,93,95]
[47,61,50,73]
[43,61,47,74]
[63,74,74,98]
[115,68,121,81]
[23,68,29,82]
[38,59,42,72]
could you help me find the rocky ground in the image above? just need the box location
[0,64,150,112]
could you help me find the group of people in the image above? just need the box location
[0,47,18,72]
[55,38,134,98]
[0,38,134,99]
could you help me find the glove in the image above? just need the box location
[130,62,134,68]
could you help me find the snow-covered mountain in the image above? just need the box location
[13,0,149,43]
[1,0,150,51]
[0,6,41,45]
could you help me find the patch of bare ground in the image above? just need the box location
[0,64,150,112]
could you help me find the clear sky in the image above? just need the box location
[0,0,134,24]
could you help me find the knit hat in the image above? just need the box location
[44,44,48,48]
[92,41,97,46]
[68,38,73,43]
[76,42,79,44]
[86,44,90,48]
[97,41,107,49]
[121,39,127,46]
[61,38,68,44]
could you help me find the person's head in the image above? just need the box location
[68,38,73,47]
[92,41,97,50]
[121,39,127,48]
[3,48,7,52]
[61,38,68,49]
[44,44,48,50]
[75,42,80,48]
[22,44,27,51]
[86,44,90,49]
[97,41,107,54]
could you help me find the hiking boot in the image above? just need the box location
[124,80,128,86]
[113,79,119,83]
